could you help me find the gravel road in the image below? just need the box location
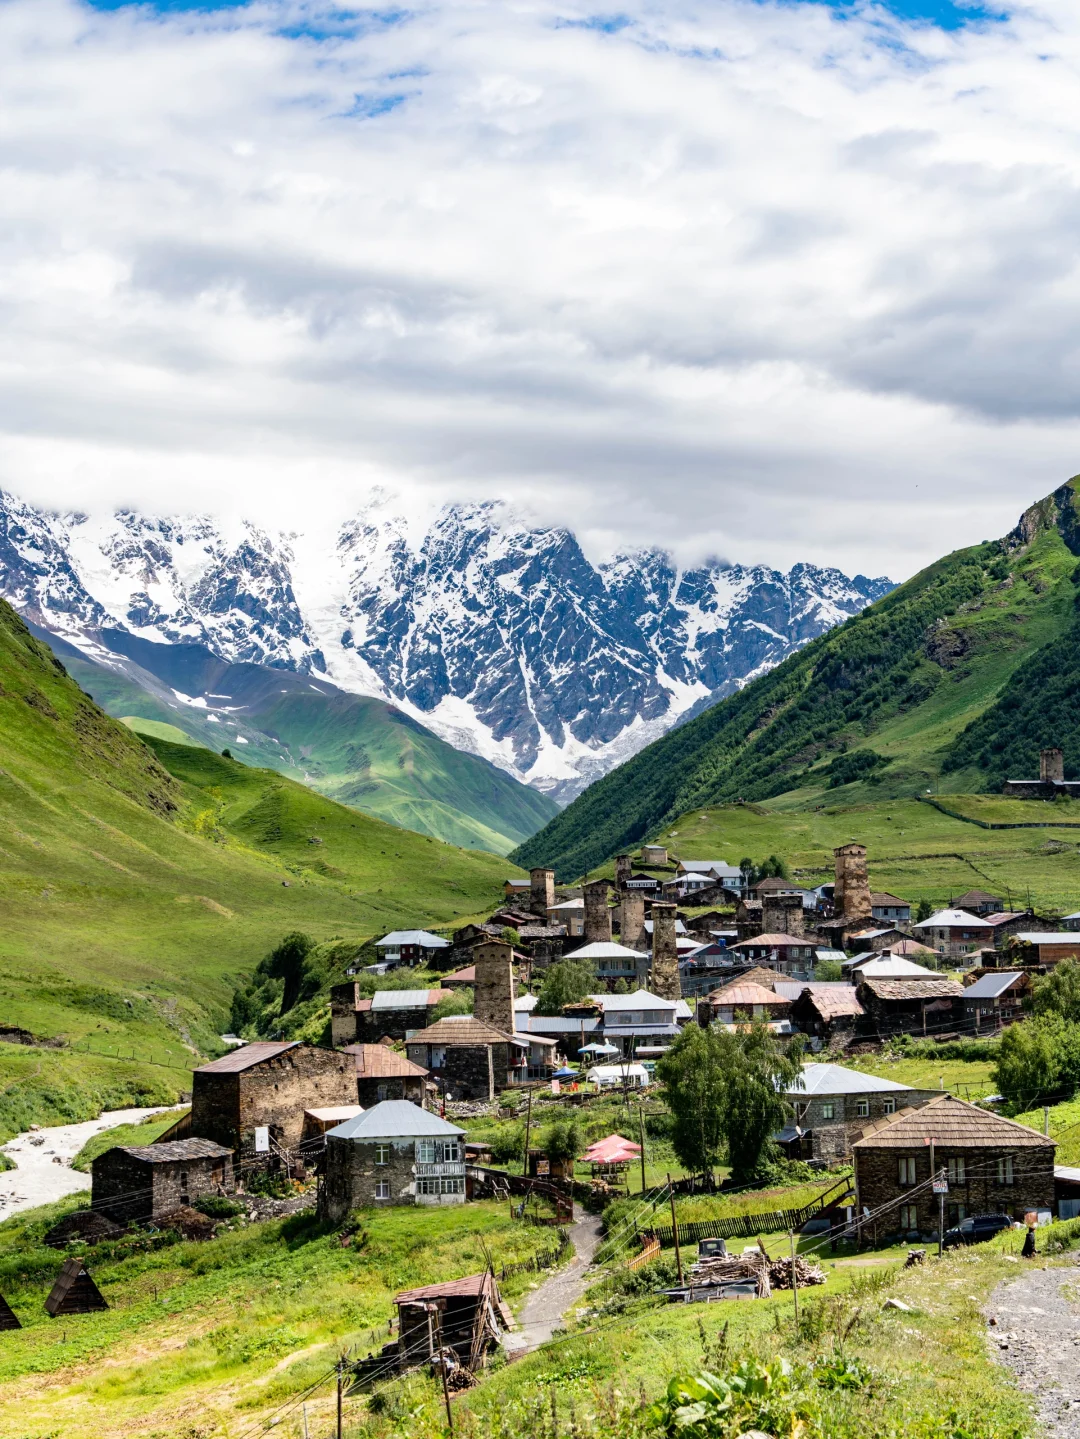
[506,1208,605,1352]
[987,1262,1080,1437]
[0,1106,181,1220]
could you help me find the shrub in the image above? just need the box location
[193,1195,243,1220]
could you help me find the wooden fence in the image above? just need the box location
[640,1179,854,1249]
[627,1236,661,1271]
[498,1232,571,1281]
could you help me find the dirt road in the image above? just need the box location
[0,1106,181,1219]
[506,1208,605,1352]
[988,1262,1080,1438]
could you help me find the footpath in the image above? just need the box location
[506,1207,605,1352]
[988,1262,1080,1438]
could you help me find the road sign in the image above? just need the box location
[933,1177,948,1194]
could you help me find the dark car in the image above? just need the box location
[942,1213,1014,1249]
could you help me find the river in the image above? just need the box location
[0,1105,182,1220]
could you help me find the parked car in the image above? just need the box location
[942,1214,1013,1249]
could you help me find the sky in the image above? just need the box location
[2,0,1080,579]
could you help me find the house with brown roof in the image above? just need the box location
[404,1016,535,1101]
[342,1043,430,1106]
[870,893,911,924]
[91,1138,234,1224]
[789,985,865,1049]
[708,982,792,1026]
[856,977,965,1038]
[852,1093,1055,1241]
[190,1041,357,1155]
[952,889,1003,916]
[726,933,817,975]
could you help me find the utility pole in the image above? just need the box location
[336,1355,344,1439]
[637,1102,647,1196]
[1044,1106,1050,1136]
[434,1308,454,1434]
[789,1229,799,1329]
[938,1171,946,1259]
[522,1089,533,1178]
[667,1173,684,1286]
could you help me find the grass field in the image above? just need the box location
[71,1110,184,1172]
[630,793,1080,911]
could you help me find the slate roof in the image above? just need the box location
[963,972,1027,1000]
[730,933,815,948]
[953,890,1002,907]
[406,1016,528,1048]
[325,1100,465,1141]
[116,1139,232,1163]
[341,1044,430,1078]
[852,1092,1054,1149]
[870,893,909,907]
[859,978,964,1000]
[709,983,790,1007]
[796,987,865,1021]
[788,1062,912,1097]
[195,1041,299,1074]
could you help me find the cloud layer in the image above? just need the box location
[1,0,1079,575]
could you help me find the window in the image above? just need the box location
[431,1047,446,1069]
[856,1099,869,1118]
[417,1177,465,1195]
[899,1205,918,1231]
[417,1139,435,1164]
[948,1158,966,1185]
[821,1102,835,1120]
[375,1180,391,1200]
[418,1139,461,1163]
[899,1156,917,1186]
[377,1084,388,1101]
[997,1156,1014,1185]
[883,1098,895,1115]
[375,1144,391,1166]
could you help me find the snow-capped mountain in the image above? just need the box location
[0,491,892,801]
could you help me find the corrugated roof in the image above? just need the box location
[370,989,449,1011]
[376,931,450,948]
[1015,933,1080,946]
[963,972,1027,1000]
[341,1044,430,1078]
[851,958,942,980]
[116,1138,232,1162]
[914,909,992,929]
[195,1041,299,1074]
[592,989,676,1010]
[788,1062,912,1097]
[325,1100,464,1141]
[305,1106,364,1123]
[852,1092,1054,1149]
[953,890,1001,905]
[859,978,964,1000]
[709,983,790,1007]
[405,1016,527,1047]
[773,981,850,1000]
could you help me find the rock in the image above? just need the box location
[884,1299,913,1311]
[989,1316,998,1326]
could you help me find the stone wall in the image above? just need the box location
[192,1048,357,1153]
[359,1006,438,1043]
[855,1143,1054,1240]
[356,1075,426,1107]
[789,1090,938,1162]
[91,1151,232,1223]
[330,982,362,1047]
[404,1039,513,1101]
[1041,747,1065,782]
[762,894,804,937]
[651,902,681,1000]
[473,940,516,1034]
[583,880,613,944]
[321,1135,466,1220]
[620,891,645,951]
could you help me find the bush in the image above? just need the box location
[193,1195,243,1219]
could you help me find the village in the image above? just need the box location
[7,761,1080,1433]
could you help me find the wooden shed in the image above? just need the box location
[394,1272,512,1370]
[45,1258,108,1317]
[0,1293,20,1330]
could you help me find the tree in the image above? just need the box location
[657,1025,728,1177]
[500,927,521,946]
[915,899,934,923]
[264,931,317,1014]
[542,1118,582,1164]
[813,958,843,981]
[431,987,473,1022]
[1030,960,1080,1022]
[536,959,597,1015]
[993,1013,1080,1105]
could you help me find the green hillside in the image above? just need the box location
[0,599,512,1093]
[43,628,556,855]
[514,478,1080,878]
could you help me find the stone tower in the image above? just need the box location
[762,892,804,937]
[620,890,646,951]
[833,843,871,922]
[614,854,632,891]
[583,880,613,944]
[1041,748,1065,783]
[529,868,554,919]
[473,940,516,1035]
[650,902,681,1001]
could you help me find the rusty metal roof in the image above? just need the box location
[194,1041,299,1074]
[341,1043,430,1078]
[396,1272,494,1305]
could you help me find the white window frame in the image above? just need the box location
[883,1098,895,1115]
[856,1099,870,1118]
[948,1157,966,1185]
[417,1139,436,1164]
[375,1180,391,1200]
[430,1047,446,1069]
[821,1101,835,1121]
[375,1144,391,1166]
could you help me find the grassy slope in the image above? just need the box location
[515,479,1080,878]
[0,599,514,1118]
[59,639,557,855]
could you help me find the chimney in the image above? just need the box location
[762,893,804,937]
[1041,748,1064,783]
[620,890,646,951]
[583,880,612,944]
[473,940,516,1035]
[614,854,632,891]
[529,868,554,919]
[650,902,681,1001]
[833,843,871,922]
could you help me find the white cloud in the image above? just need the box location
[0,0,1079,577]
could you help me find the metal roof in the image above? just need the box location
[376,931,450,948]
[963,972,1028,999]
[1015,932,1080,945]
[851,957,942,980]
[730,933,816,949]
[195,1041,299,1074]
[325,1100,465,1141]
[914,909,992,929]
[564,941,644,960]
[305,1106,364,1123]
[590,989,677,1010]
[340,1044,430,1078]
[370,988,447,1011]
[788,1062,913,1097]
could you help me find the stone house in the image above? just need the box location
[870,893,911,924]
[788,985,865,1049]
[727,933,817,975]
[708,982,792,1026]
[405,1016,530,1100]
[952,889,1004,916]
[330,984,451,1046]
[191,1041,357,1154]
[320,1102,466,1220]
[962,971,1032,1033]
[784,1063,936,1162]
[852,1094,1055,1240]
[913,909,993,960]
[91,1138,233,1224]
[343,1043,430,1106]
[856,977,965,1038]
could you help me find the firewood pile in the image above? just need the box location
[766,1255,826,1290]
[688,1250,772,1298]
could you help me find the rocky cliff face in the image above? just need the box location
[0,491,891,800]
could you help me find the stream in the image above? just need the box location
[0,1105,181,1220]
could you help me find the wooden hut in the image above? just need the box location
[0,1293,20,1330]
[395,1273,512,1370]
[44,1257,108,1317]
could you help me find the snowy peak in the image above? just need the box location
[0,489,892,801]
